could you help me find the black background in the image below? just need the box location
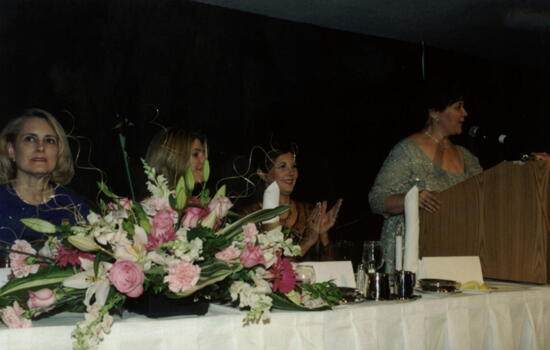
[1,0,549,244]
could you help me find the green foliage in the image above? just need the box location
[187,226,230,263]
[97,181,119,200]
[93,251,112,277]
[0,266,75,307]
[301,281,342,307]
[269,292,331,312]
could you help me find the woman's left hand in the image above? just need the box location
[310,199,343,246]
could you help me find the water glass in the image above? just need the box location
[295,264,316,284]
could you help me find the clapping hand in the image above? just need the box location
[307,199,343,246]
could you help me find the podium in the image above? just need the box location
[419,160,550,284]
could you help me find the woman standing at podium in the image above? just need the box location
[369,80,483,273]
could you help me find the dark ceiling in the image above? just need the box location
[193,0,550,68]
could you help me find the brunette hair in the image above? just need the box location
[145,127,207,189]
[0,108,74,185]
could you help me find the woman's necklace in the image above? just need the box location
[11,183,53,205]
[424,130,450,150]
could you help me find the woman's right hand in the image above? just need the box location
[419,190,441,213]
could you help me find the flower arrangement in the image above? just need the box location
[0,161,340,349]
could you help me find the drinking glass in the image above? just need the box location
[295,264,316,284]
[362,241,384,273]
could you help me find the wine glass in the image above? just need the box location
[295,264,316,284]
[362,241,384,273]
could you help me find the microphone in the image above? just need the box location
[468,126,509,145]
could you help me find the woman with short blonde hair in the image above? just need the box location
[0,108,89,252]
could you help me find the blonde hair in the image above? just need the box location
[0,108,74,185]
[145,128,207,189]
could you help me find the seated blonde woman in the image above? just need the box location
[144,127,207,190]
[0,108,90,250]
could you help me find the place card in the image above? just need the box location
[300,260,356,288]
[418,256,483,284]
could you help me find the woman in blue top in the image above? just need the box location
[0,108,90,253]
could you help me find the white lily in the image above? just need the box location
[63,258,112,307]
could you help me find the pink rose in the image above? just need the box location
[108,260,145,298]
[9,240,40,278]
[181,198,209,228]
[1,301,32,328]
[243,223,258,243]
[240,243,266,268]
[164,261,201,293]
[119,198,133,210]
[215,246,241,263]
[27,288,56,311]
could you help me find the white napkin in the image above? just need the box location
[262,181,280,223]
[403,185,420,273]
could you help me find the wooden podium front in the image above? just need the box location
[419,160,550,283]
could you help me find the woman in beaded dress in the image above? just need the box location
[239,148,342,260]
[369,82,483,273]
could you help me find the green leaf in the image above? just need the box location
[217,206,290,241]
[174,176,187,210]
[133,203,152,234]
[213,185,226,199]
[270,292,331,312]
[20,218,57,234]
[0,266,75,303]
[97,181,119,200]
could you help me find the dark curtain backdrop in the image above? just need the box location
[1,0,549,244]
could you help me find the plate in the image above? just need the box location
[414,287,462,296]
[339,287,366,304]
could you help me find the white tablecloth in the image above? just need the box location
[1,283,550,350]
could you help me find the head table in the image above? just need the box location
[1,282,549,350]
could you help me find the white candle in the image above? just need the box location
[395,235,403,271]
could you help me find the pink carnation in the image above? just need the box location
[108,260,144,298]
[54,243,95,268]
[1,301,32,328]
[242,223,258,242]
[9,240,40,278]
[240,243,266,268]
[181,198,209,228]
[267,253,297,293]
[164,261,201,293]
[215,246,241,263]
[27,288,56,311]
